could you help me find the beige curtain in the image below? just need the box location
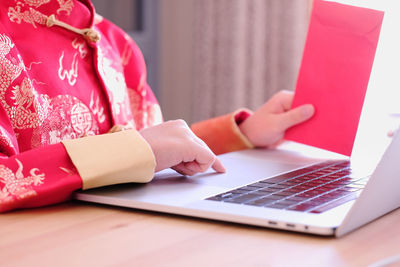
[160,0,310,124]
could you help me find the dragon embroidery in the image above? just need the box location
[0,34,51,130]
[10,78,51,129]
[97,46,128,115]
[0,34,99,147]
[0,34,24,97]
[0,158,45,202]
[8,0,75,29]
[18,0,51,8]
[57,0,74,15]
[8,4,47,28]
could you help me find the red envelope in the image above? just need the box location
[285,0,384,156]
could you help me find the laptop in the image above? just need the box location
[74,126,400,237]
[75,0,400,237]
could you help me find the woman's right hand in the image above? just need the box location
[140,120,226,176]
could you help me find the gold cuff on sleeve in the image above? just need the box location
[231,109,255,149]
[62,130,156,190]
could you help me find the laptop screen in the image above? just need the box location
[350,0,400,170]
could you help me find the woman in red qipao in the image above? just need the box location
[0,0,314,212]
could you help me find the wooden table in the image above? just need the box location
[1,201,399,267]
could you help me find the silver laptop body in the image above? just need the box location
[74,130,400,237]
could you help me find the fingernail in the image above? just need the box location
[302,105,314,118]
[219,164,226,173]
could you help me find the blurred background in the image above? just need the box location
[91,0,313,124]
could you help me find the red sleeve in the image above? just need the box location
[0,143,81,213]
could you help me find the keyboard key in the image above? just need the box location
[240,185,261,191]
[246,196,279,206]
[310,179,328,185]
[319,190,350,199]
[292,185,311,190]
[290,177,309,183]
[275,199,299,205]
[258,187,280,193]
[322,183,341,189]
[285,196,308,202]
[230,189,254,194]
[287,203,316,212]
[268,184,287,189]
[306,196,331,206]
[302,173,322,179]
[252,190,271,196]
[266,202,292,209]
[224,193,263,204]
[273,190,295,197]
[305,181,325,187]
[207,192,240,201]
[247,182,270,188]
[265,194,285,200]
[285,187,303,193]
[297,191,319,198]
[261,168,315,184]
[310,193,358,213]
[306,188,327,196]
[279,181,298,186]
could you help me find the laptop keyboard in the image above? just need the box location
[206,160,370,213]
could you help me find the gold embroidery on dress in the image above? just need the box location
[127,69,163,129]
[9,78,51,129]
[58,38,90,86]
[121,42,132,67]
[8,0,74,29]
[0,128,15,151]
[31,95,99,148]
[71,102,93,135]
[57,0,74,16]
[97,46,128,115]
[8,3,47,28]
[72,38,88,59]
[0,34,99,149]
[128,87,162,130]
[0,34,50,130]
[90,91,105,124]
[58,51,78,86]
[24,60,42,71]
[19,0,51,8]
[0,158,45,203]
[0,34,24,96]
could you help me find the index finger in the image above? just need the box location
[212,157,226,173]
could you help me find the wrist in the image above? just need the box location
[234,109,252,126]
[238,117,253,145]
[234,109,255,147]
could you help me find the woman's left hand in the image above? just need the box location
[239,90,315,148]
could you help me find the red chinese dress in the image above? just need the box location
[0,0,253,212]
